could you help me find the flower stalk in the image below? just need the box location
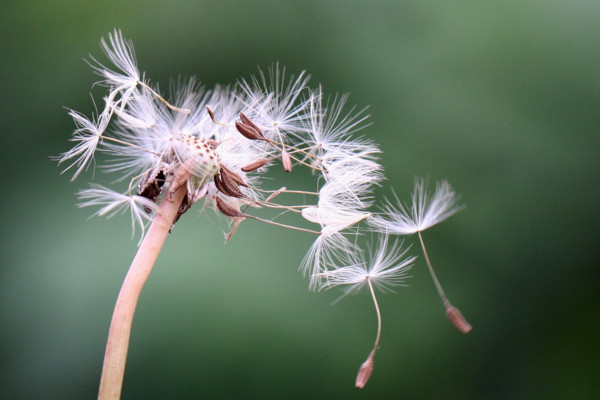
[98,185,187,400]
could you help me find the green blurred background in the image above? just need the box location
[1,1,598,399]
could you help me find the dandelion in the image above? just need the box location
[315,234,415,388]
[370,178,472,333]
[57,31,470,397]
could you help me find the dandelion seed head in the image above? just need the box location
[58,30,471,388]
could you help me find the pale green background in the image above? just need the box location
[1,1,598,399]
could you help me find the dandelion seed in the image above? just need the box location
[370,178,471,333]
[241,158,269,172]
[88,29,141,113]
[78,184,158,242]
[57,109,110,180]
[315,235,415,388]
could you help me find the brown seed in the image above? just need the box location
[214,173,244,198]
[446,304,472,334]
[221,165,248,187]
[240,113,263,137]
[215,196,246,218]
[213,174,227,195]
[206,106,216,123]
[281,149,292,172]
[235,122,262,140]
[241,158,269,172]
[355,350,375,389]
[219,170,246,198]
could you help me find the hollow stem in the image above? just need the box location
[97,185,187,400]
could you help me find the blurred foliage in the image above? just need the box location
[1,1,598,399]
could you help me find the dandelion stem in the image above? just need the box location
[97,184,187,400]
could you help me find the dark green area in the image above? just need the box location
[1,1,598,399]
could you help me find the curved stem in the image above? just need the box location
[417,231,449,308]
[138,80,191,114]
[417,232,472,333]
[98,185,187,400]
[355,278,382,389]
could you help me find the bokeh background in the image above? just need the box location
[1,1,598,399]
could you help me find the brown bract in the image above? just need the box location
[137,168,166,212]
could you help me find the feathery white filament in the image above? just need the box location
[370,178,465,235]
